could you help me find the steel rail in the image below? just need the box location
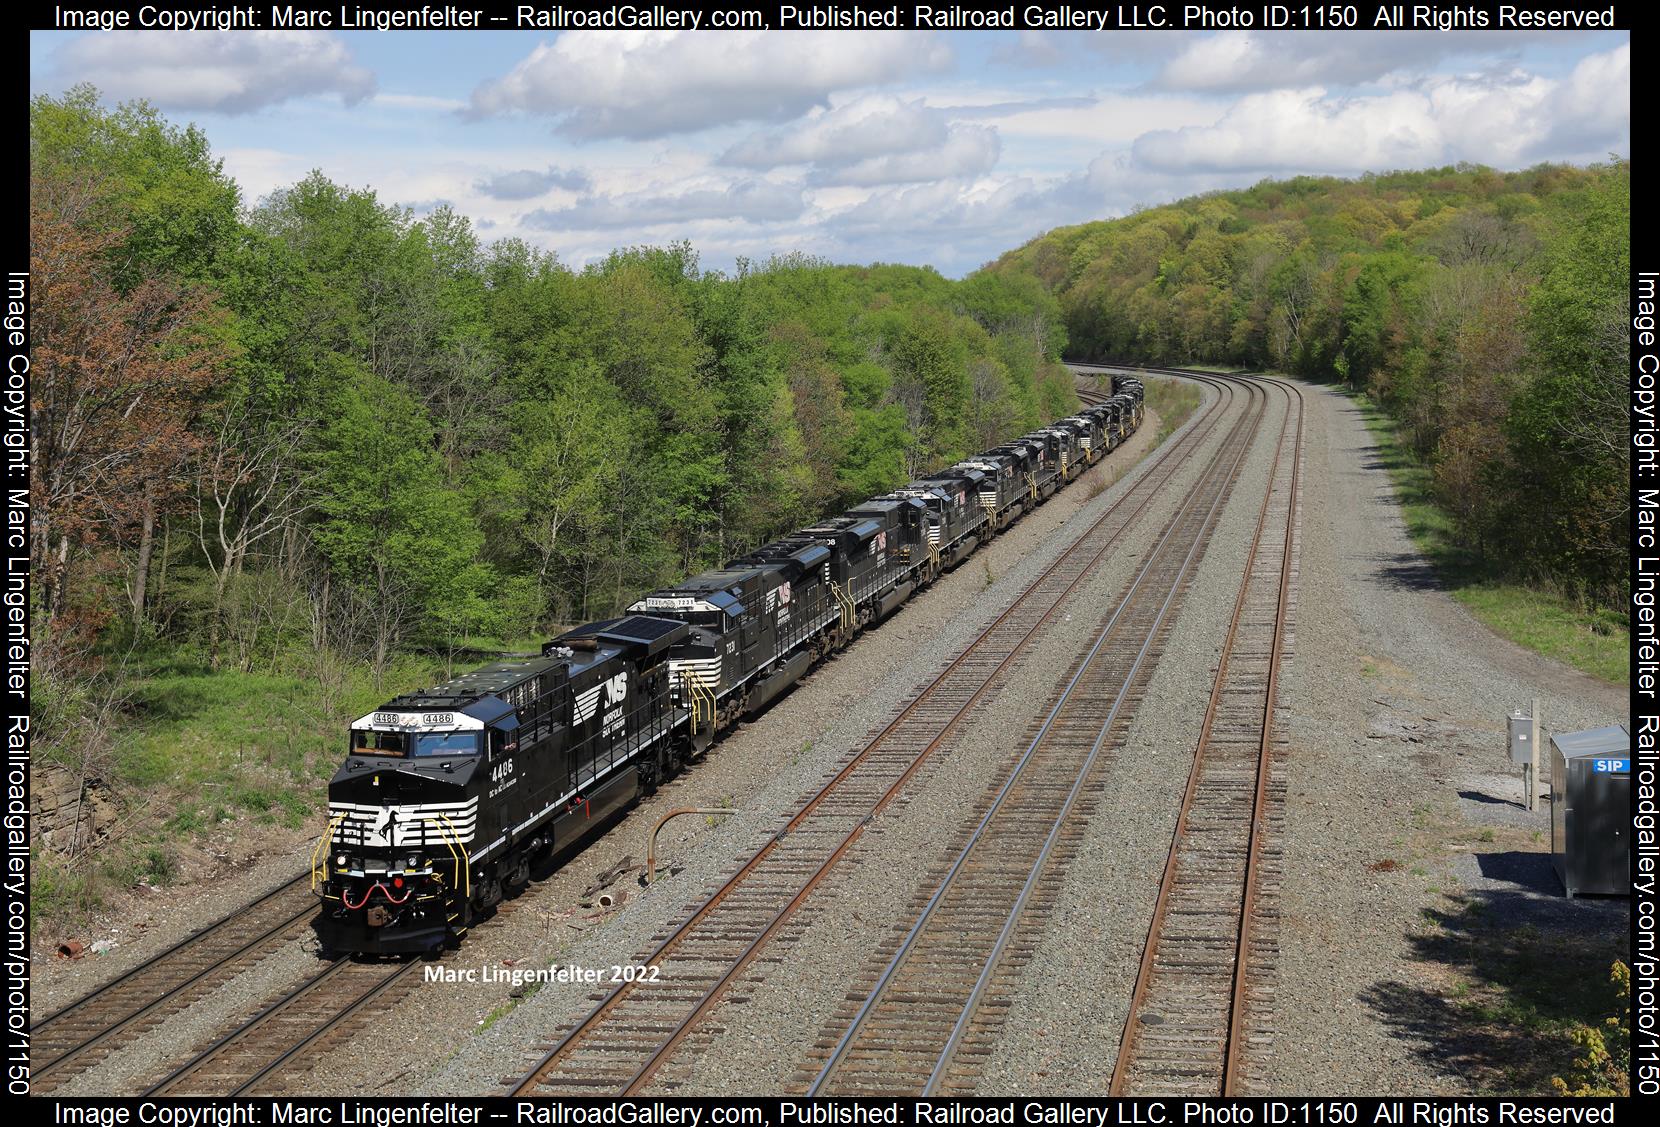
[143,956,418,1096]
[1223,377,1304,1095]
[30,874,317,1087]
[1108,374,1303,1096]
[511,371,1237,1096]
[807,376,1268,1095]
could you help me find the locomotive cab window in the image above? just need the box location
[352,730,408,757]
[413,731,479,757]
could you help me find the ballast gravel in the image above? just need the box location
[413,395,1203,1098]
[52,374,1623,1099]
[1259,382,1625,1096]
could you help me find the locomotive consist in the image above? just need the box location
[313,376,1145,954]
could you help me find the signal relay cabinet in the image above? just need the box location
[1549,724,1630,897]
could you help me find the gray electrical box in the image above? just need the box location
[1550,725,1630,897]
[1508,710,1535,764]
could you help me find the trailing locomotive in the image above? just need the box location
[314,375,1146,954]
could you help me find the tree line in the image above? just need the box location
[30,86,1077,693]
[986,162,1630,609]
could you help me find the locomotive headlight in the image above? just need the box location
[405,856,419,870]
[335,854,348,867]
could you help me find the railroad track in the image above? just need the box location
[801,373,1272,1095]
[30,872,318,1091]
[36,366,1240,1099]
[144,956,420,1096]
[1110,375,1303,1097]
[508,370,1248,1096]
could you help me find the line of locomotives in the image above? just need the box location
[314,376,1144,954]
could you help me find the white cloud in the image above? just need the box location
[475,165,592,200]
[721,95,1000,186]
[218,147,314,205]
[469,31,952,139]
[1156,30,1556,93]
[523,179,807,230]
[1546,41,1631,155]
[723,96,942,168]
[1132,47,1631,177]
[1133,88,1442,174]
[987,92,1226,146]
[822,126,999,187]
[51,31,374,114]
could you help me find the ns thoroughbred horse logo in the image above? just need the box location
[573,671,629,724]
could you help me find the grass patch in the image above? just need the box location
[1366,895,1630,1094]
[32,642,458,935]
[1145,376,1202,445]
[1346,391,1627,685]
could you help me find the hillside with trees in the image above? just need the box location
[29,88,1078,915]
[985,162,1630,614]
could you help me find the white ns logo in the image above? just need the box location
[603,671,628,706]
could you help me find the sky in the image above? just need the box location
[29,27,1631,277]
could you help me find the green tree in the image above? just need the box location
[310,372,492,683]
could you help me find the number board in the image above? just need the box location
[645,596,696,610]
[372,711,456,728]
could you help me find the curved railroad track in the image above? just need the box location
[801,372,1284,1095]
[40,365,1258,1099]
[1108,373,1303,1096]
[508,369,1249,1096]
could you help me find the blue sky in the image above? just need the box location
[30,28,1630,276]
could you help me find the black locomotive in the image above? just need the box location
[314,376,1145,954]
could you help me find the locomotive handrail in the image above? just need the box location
[311,814,346,894]
[395,811,468,905]
[432,813,470,901]
[680,670,716,733]
[828,582,855,632]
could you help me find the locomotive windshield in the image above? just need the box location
[351,730,408,757]
[413,731,480,757]
[349,729,479,757]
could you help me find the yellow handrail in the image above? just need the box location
[401,811,469,905]
[829,581,855,632]
[434,813,470,901]
[681,670,717,732]
[311,813,346,893]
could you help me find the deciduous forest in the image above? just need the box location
[29,89,1076,907]
[986,161,1631,611]
[27,89,1629,920]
